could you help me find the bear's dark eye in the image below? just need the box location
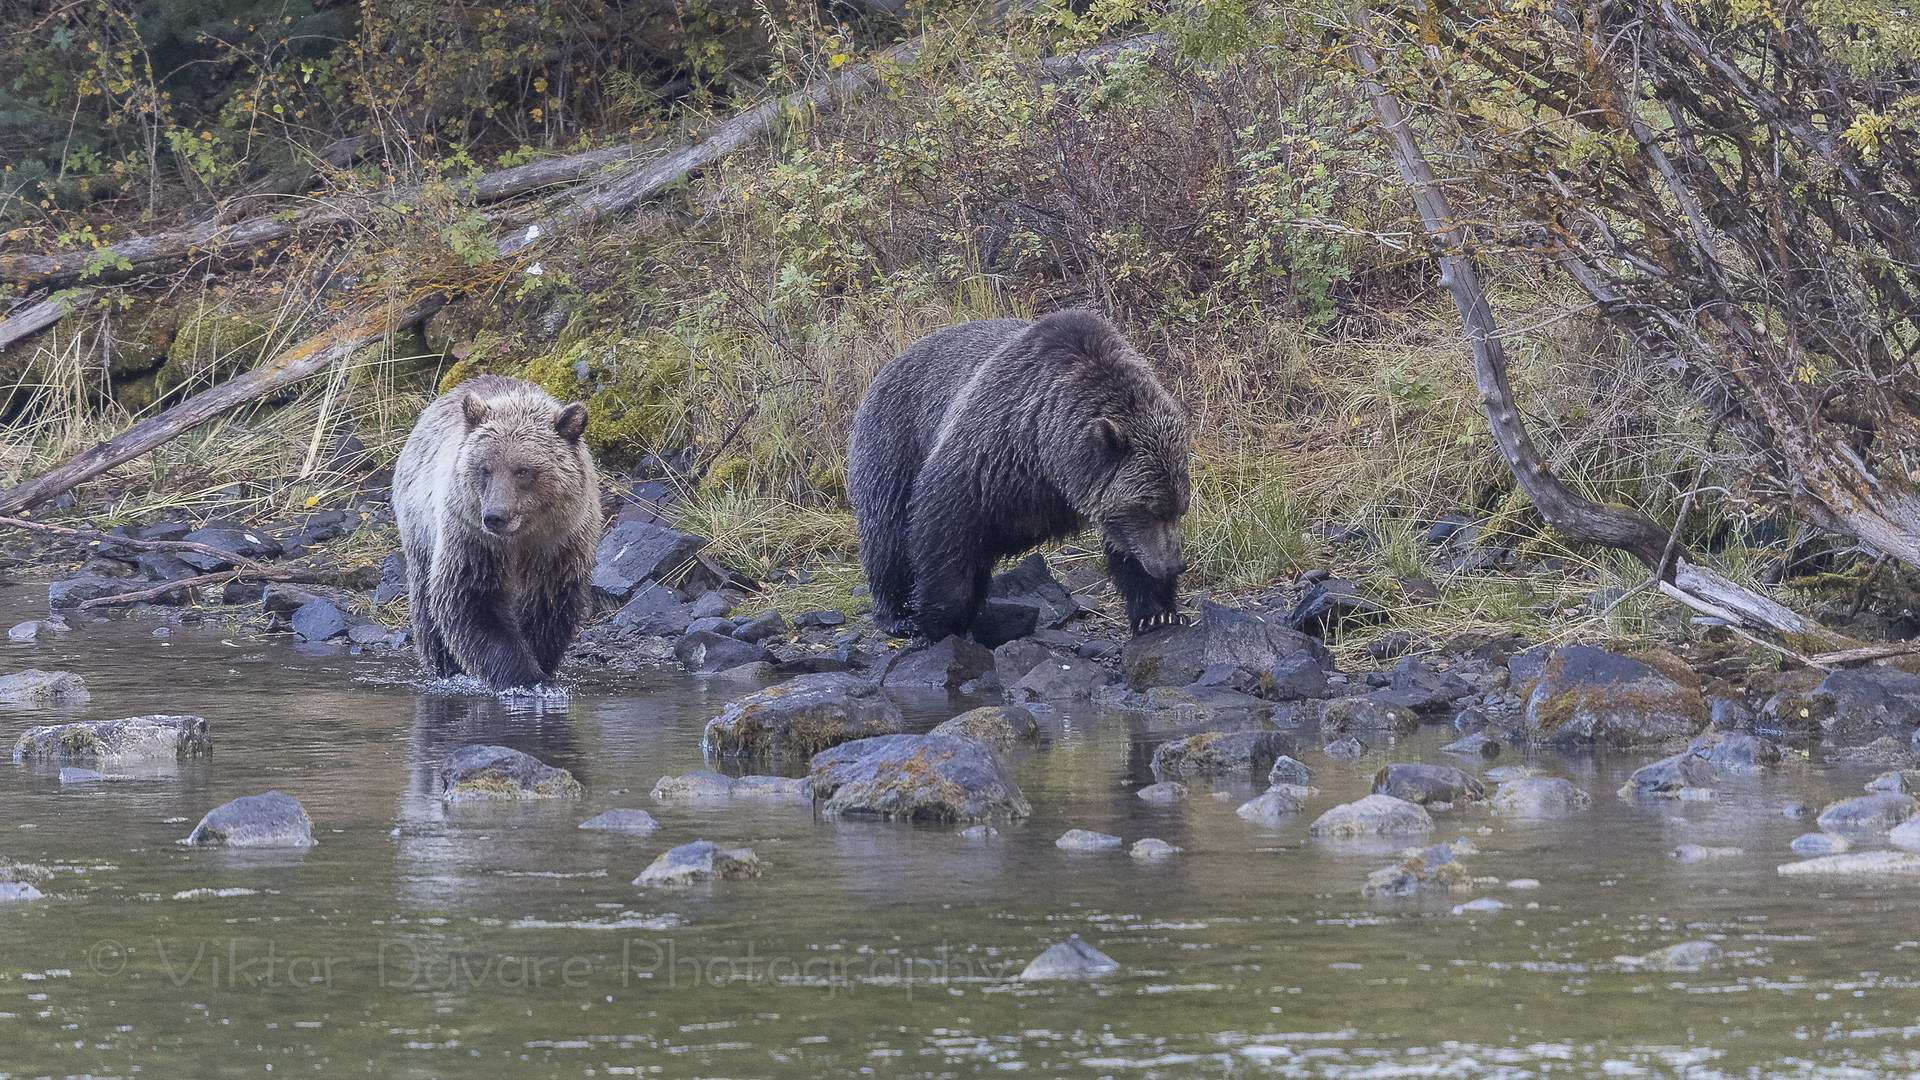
[513,466,532,482]
[478,466,492,482]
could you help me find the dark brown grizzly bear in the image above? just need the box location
[848,310,1191,642]
[393,375,600,689]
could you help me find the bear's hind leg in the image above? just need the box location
[1107,542,1184,635]
[905,472,993,641]
[853,454,920,636]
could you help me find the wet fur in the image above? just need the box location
[848,310,1191,640]
[393,375,599,688]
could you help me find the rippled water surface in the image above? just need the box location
[7,582,1920,1078]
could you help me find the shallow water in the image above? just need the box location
[5,582,1920,1078]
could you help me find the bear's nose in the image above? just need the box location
[482,509,509,534]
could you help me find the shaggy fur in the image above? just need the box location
[393,375,599,689]
[849,310,1191,641]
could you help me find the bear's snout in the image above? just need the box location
[482,509,512,535]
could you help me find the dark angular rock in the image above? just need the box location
[1077,638,1120,660]
[675,630,773,673]
[1268,755,1315,785]
[1009,656,1115,702]
[969,599,1039,649]
[1322,735,1368,760]
[1195,662,1263,694]
[1524,645,1709,746]
[611,582,690,633]
[262,583,323,616]
[731,609,788,643]
[987,553,1078,630]
[1271,653,1330,700]
[1383,657,1476,713]
[1816,791,1916,833]
[1691,730,1782,773]
[437,745,583,801]
[1121,601,1329,690]
[794,609,847,629]
[347,623,390,646]
[1620,752,1717,797]
[177,522,283,571]
[1144,684,1276,723]
[14,714,206,761]
[182,791,315,848]
[994,639,1055,688]
[1319,695,1420,736]
[291,599,347,641]
[931,705,1041,747]
[1373,763,1486,805]
[634,841,761,886]
[1018,935,1119,980]
[1426,514,1478,544]
[1804,667,1920,740]
[1508,646,1553,686]
[810,734,1031,821]
[135,551,199,582]
[1287,578,1385,636]
[690,591,734,619]
[48,575,124,608]
[687,615,735,637]
[1149,730,1296,777]
[883,635,993,688]
[703,672,903,759]
[1237,784,1314,822]
[1309,793,1433,837]
[1440,732,1501,758]
[0,668,90,705]
[591,521,710,607]
[372,553,408,605]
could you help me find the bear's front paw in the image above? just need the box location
[1129,611,1188,635]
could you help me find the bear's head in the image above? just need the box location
[457,392,590,539]
[1086,401,1190,585]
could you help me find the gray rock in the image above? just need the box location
[182,791,315,848]
[1237,784,1313,823]
[48,574,126,608]
[1492,776,1590,817]
[691,591,734,619]
[1321,735,1368,760]
[1008,656,1114,702]
[1620,752,1718,797]
[59,767,117,783]
[1524,646,1708,745]
[1267,755,1315,785]
[591,521,710,605]
[1055,829,1124,851]
[1135,781,1188,805]
[710,661,777,682]
[650,770,738,799]
[1121,601,1329,690]
[993,639,1055,688]
[262,583,322,615]
[634,841,762,886]
[1671,844,1743,862]
[290,600,347,641]
[1645,941,1721,971]
[794,609,847,629]
[1804,666,1920,740]
[730,775,815,801]
[1130,838,1181,860]
[346,623,391,645]
[732,609,788,643]
[178,522,281,570]
[1287,578,1384,636]
[1709,697,1754,729]
[958,824,998,840]
[1380,658,1476,714]
[1308,794,1433,838]
[611,583,690,633]
[372,552,409,605]
[8,620,60,642]
[675,630,773,674]
[1791,832,1850,855]
[1077,639,1120,660]
[1508,645,1552,685]
[810,734,1030,821]
[1150,730,1296,778]
[1453,707,1490,731]
[0,882,44,902]
[686,616,735,637]
[1362,840,1472,897]
[1440,732,1501,759]
[1816,792,1916,833]
[1890,817,1920,851]
[578,808,661,833]
[13,714,207,762]
[1373,763,1485,805]
[987,554,1078,631]
[1270,653,1330,700]
[1692,730,1783,773]
[883,635,994,688]
[1319,695,1419,736]
[931,706,1041,747]
[437,745,583,801]
[1143,683,1274,723]
[0,669,89,705]
[1018,935,1119,980]
[703,672,902,759]
[1778,851,1920,875]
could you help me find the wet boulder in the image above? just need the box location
[1492,776,1590,817]
[372,552,408,605]
[14,714,208,762]
[1130,838,1181,860]
[1692,730,1782,773]
[1362,839,1473,897]
[291,599,347,641]
[1269,755,1315,785]
[702,672,902,759]
[578,808,660,834]
[1121,601,1329,690]
[1523,645,1709,745]
[1815,791,1916,833]
[182,791,315,848]
[1372,763,1485,806]
[1644,941,1722,971]
[1018,935,1119,980]
[437,745,583,801]
[987,554,1079,632]
[1308,794,1433,838]
[1237,784,1314,823]
[1440,732,1501,759]
[1376,658,1476,715]
[1321,735,1368,761]
[1319,696,1419,736]
[634,841,762,886]
[809,734,1030,821]
[0,669,90,705]
[177,522,283,571]
[591,521,710,606]
[674,630,773,674]
[1135,781,1188,805]
[931,706,1041,747]
[1143,684,1274,724]
[1791,832,1851,855]
[1008,656,1114,702]
[993,639,1055,689]
[969,599,1040,649]
[1270,653,1330,700]
[883,635,994,689]
[1149,730,1296,778]
[48,574,129,609]
[731,609,788,643]
[1794,667,1920,741]
[730,775,816,801]
[650,770,738,799]
[1055,829,1124,851]
[1619,752,1717,797]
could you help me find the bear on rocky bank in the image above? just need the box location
[393,375,599,689]
[849,310,1191,642]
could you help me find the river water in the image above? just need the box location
[5,581,1920,1078]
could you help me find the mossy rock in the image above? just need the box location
[106,298,180,379]
[154,303,274,398]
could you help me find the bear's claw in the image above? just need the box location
[1129,611,1189,635]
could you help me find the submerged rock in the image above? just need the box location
[1237,784,1314,823]
[1018,935,1119,980]
[958,825,998,840]
[931,706,1041,747]
[633,841,762,886]
[182,791,315,848]
[1308,794,1433,838]
[1644,941,1722,971]
[1492,777,1590,817]
[14,714,208,762]
[1791,832,1851,855]
[1143,684,1273,723]
[1321,735,1368,761]
[1692,731,1783,773]
[702,672,902,759]
[1363,839,1473,897]
[1135,781,1189,805]
[578,808,661,834]
[1149,730,1296,778]
[1815,792,1916,833]
[809,734,1030,821]
[1268,755,1315,785]
[1372,764,1485,806]
[650,770,737,799]
[1671,844,1743,862]
[1524,645,1708,745]
[1440,732,1501,759]
[1318,696,1419,736]
[1619,752,1718,797]
[438,745,583,801]
[0,669,90,705]
[1055,829,1124,851]
[1130,838,1182,860]
[1453,896,1511,915]
[1777,851,1920,875]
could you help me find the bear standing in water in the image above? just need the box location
[849,310,1191,641]
[393,375,600,689]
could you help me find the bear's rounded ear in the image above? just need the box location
[555,401,588,443]
[461,393,491,429]
[1092,416,1130,455]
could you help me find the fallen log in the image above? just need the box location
[0,290,97,353]
[75,565,344,609]
[0,294,445,515]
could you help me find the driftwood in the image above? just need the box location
[75,566,341,609]
[0,514,266,569]
[0,294,445,515]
